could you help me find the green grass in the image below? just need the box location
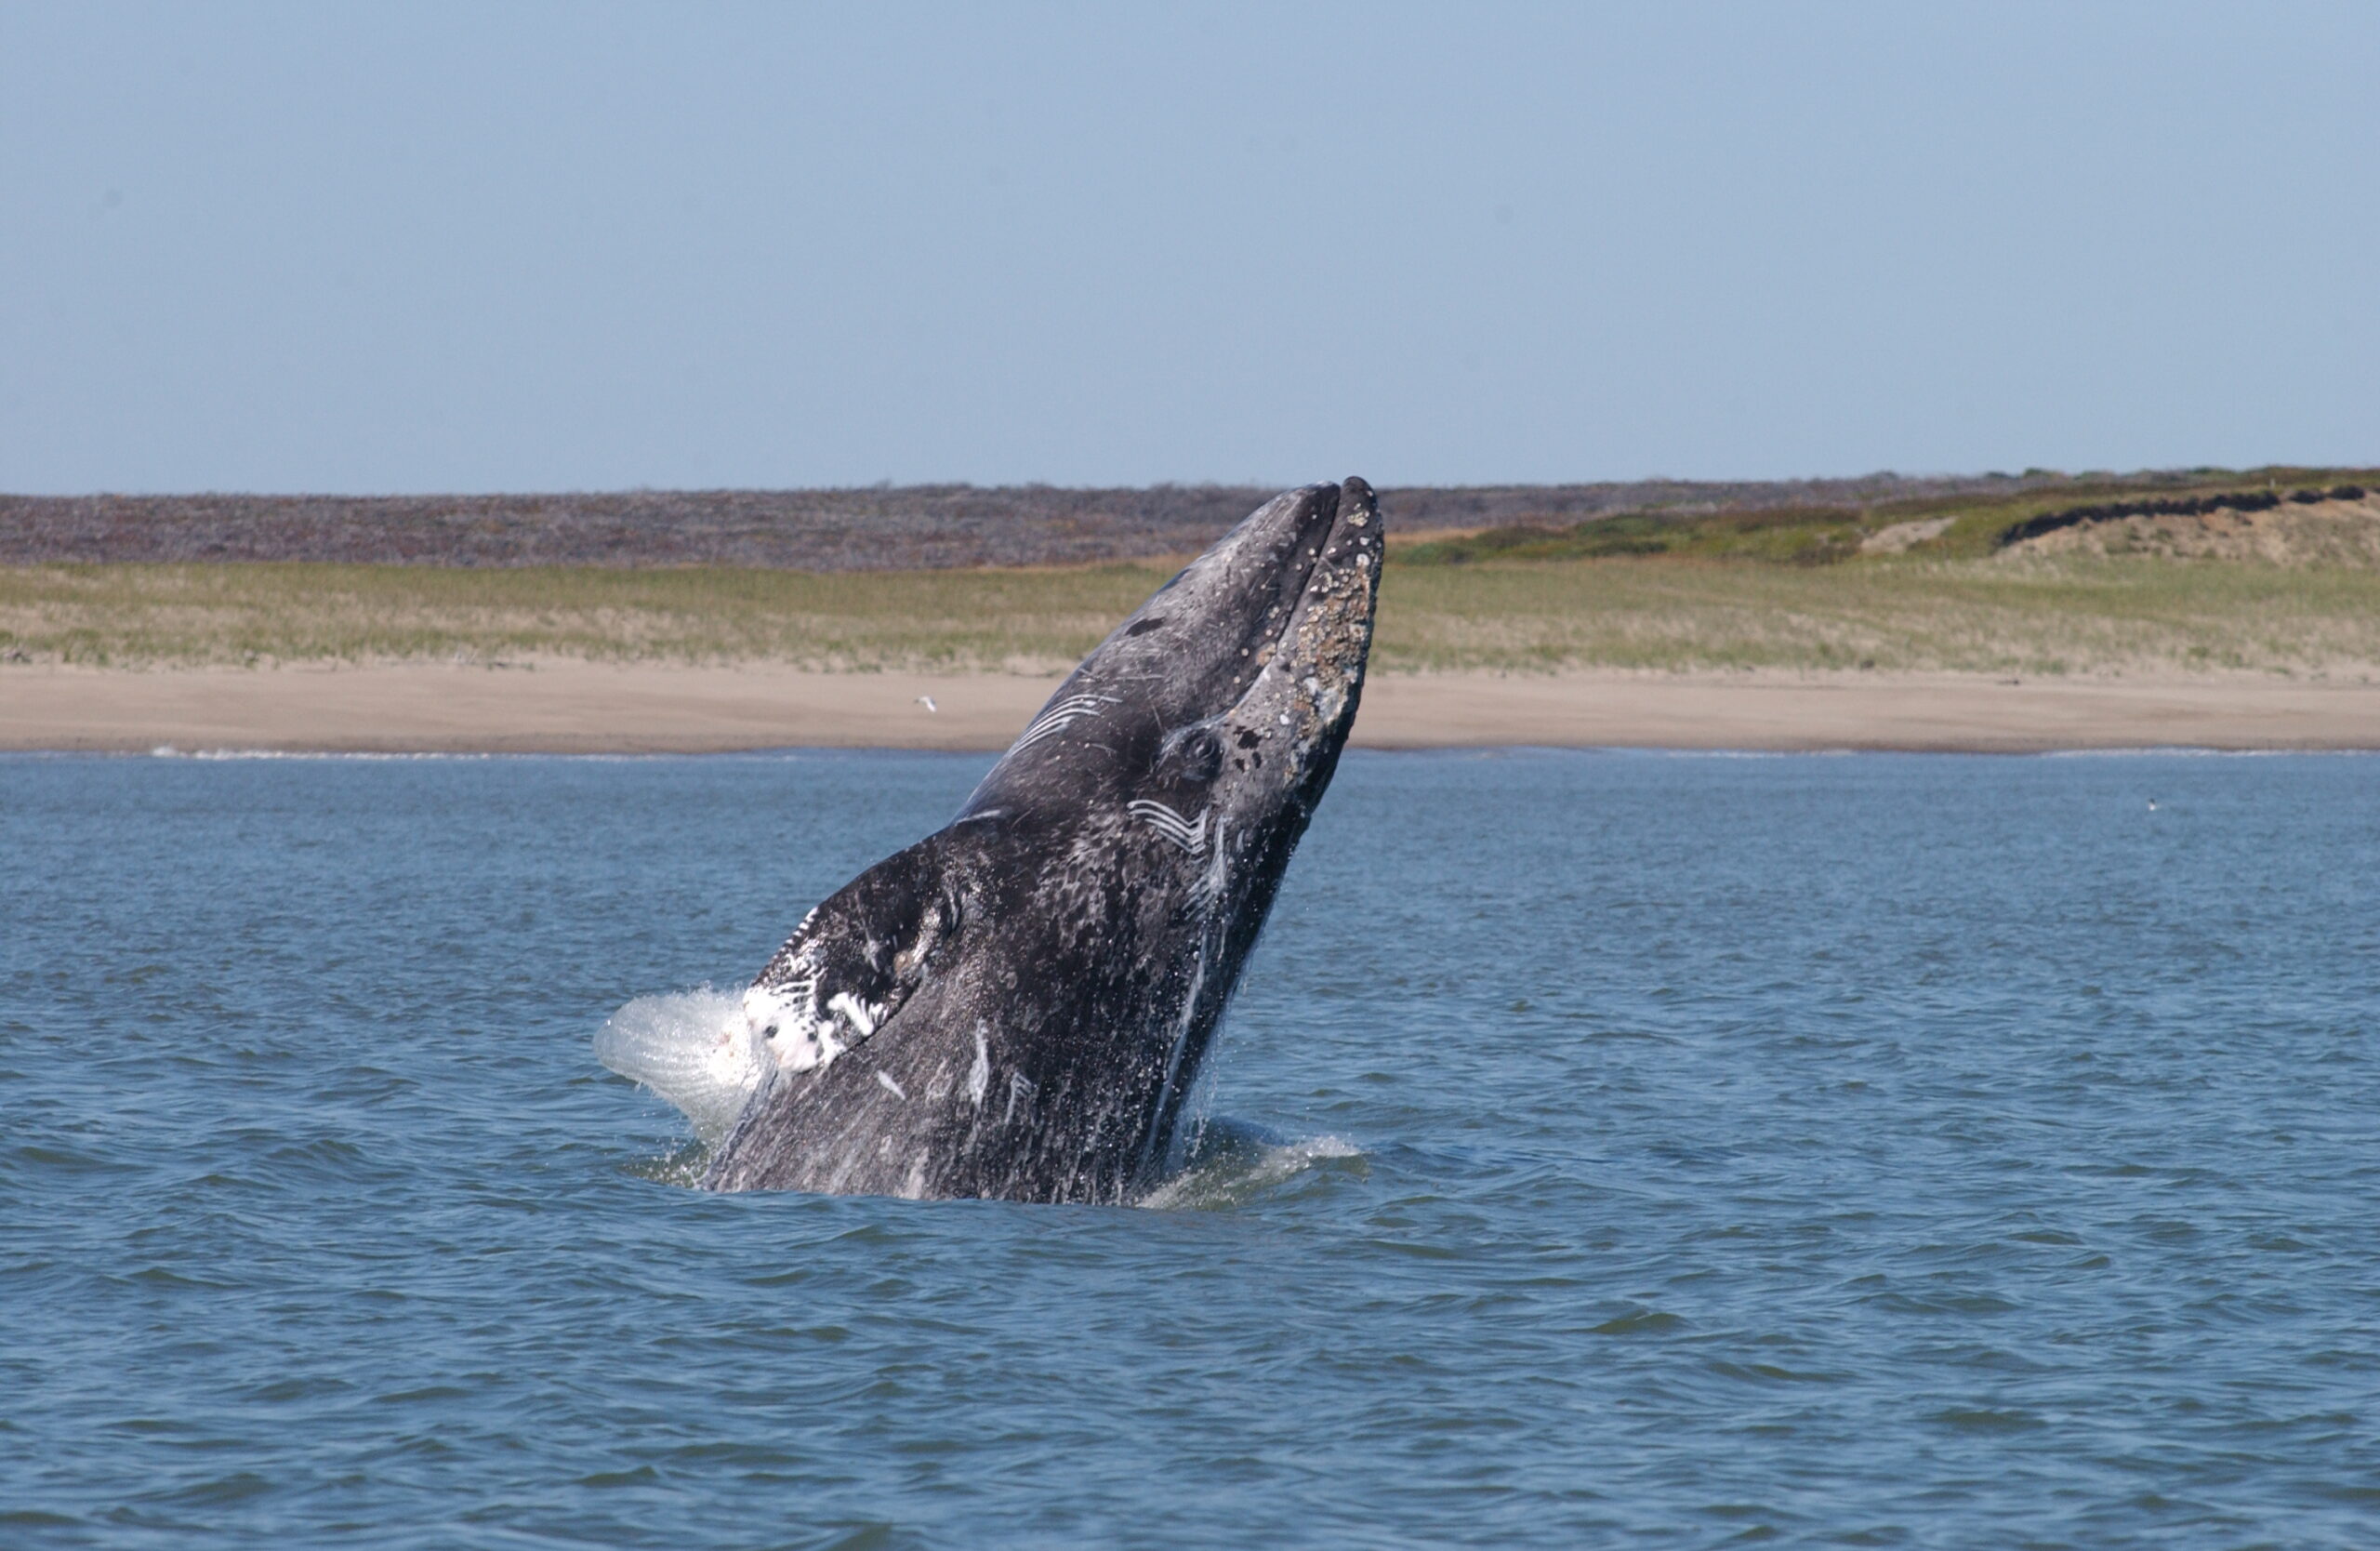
[0,563,1160,671]
[1377,557,2380,675]
[1395,465,2380,565]
[7,550,2380,678]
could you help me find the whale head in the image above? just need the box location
[960,474,1383,831]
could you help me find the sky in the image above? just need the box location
[3,1,2375,494]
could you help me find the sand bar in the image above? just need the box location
[5,663,2377,753]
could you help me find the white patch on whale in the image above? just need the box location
[1140,903,1214,1179]
[826,990,879,1038]
[1193,815,1231,905]
[967,1024,991,1106]
[1011,692,1118,755]
[740,980,846,1073]
[1127,799,1208,855]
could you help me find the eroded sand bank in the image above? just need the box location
[5,663,2377,753]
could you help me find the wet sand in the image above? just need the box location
[5,663,2376,753]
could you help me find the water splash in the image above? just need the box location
[595,991,1359,1205]
[594,988,767,1146]
[1137,1118,1365,1211]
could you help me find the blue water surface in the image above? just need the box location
[3,749,2376,1548]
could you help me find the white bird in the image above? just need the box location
[916,696,938,713]
[2147,798,2158,811]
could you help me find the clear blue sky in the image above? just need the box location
[4,1,2374,494]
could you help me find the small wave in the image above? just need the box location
[1631,747,1857,759]
[147,747,498,761]
[2039,746,2373,759]
[1137,1119,1364,1210]
[621,1140,716,1189]
[594,988,768,1146]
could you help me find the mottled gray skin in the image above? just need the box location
[701,478,1383,1202]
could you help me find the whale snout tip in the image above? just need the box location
[1335,476,1380,533]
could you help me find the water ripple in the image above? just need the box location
[4,750,2377,1546]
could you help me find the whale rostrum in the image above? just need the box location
[700,478,1384,1201]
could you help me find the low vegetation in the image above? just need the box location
[0,563,1158,673]
[0,471,2154,569]
[1379,556,2380,676]
[1395,467,2380,566]
[6,469,2377,679]
[6,553,2378,680]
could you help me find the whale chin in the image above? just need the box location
[696,478,1384,1203]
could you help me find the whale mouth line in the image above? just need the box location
[1193,480,1378,738]
[1243,501,1359,669]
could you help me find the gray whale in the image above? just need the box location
[700,477,1383,1201]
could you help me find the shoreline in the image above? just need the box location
[5,663,2377,754]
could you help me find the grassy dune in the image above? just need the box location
[0,563,1157,673]
[7,552,2380,678]
[1382,558,2380,676]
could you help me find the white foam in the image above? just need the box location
[1136,1120,1363,1210]
[594,988,770,1144]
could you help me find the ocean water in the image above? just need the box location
[4,748,2376,1548]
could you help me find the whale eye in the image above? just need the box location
[1164,728,1223,784]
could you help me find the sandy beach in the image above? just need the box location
[5,662,2375,754]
